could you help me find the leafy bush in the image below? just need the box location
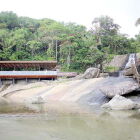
[104,66,119,72]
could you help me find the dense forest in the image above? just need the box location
[0,11,140,72]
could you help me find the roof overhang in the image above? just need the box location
[0,61,57,70]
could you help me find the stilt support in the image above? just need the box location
[0,79,2,86]
[12,79,15,85]
[26,78,28,83]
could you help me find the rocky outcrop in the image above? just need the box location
[100,77,139,98]
[82,67,100,79]
[104,54,128,69]
[123,53,136,76]
[102,95,140,110]
[0,97,9,105]
[1,77,139,106]
[123,67,134,76]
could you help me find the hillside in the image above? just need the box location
[0,11,140,72]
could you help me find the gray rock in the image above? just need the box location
[99,73,109,78]
[0,97,9,105]
[123,67,134,76]
[100,77,139,98]
[30,96,46,104]
[102,95,140,110]
[104,54,128,69]
[82,67,100,79]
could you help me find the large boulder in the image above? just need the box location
[82,67,100,79]
[100,77,139,98]
[123,67,134,76]
[102,95,140,110]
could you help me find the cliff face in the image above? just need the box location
[106,53,140,69]
[136,53,140,59]
[136,53,140,73]
[105,54,128,69]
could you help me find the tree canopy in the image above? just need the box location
[0,11,139,72]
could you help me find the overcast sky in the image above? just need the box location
[0,0,140,37]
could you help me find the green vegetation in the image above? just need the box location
[104,66,120,73]
[0,11,140,72]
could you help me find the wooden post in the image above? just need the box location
[26,78,28,83]
[56,40,58,61]
[12,79,15,85]
[0,79,2,86]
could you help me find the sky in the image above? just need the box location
[0,0,140,37]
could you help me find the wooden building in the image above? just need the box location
[0,61,57,70]
[0,61,57,83]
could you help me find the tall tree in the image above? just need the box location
[0,11,19,29]
[91,16,120,50]
[135,18,140,26]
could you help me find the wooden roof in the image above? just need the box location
[0,61,57,70]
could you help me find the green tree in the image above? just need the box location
[135,18,140,26]
[0,11,19,29]
[91,16,120,51]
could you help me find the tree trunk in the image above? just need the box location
[55,40,58,61]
